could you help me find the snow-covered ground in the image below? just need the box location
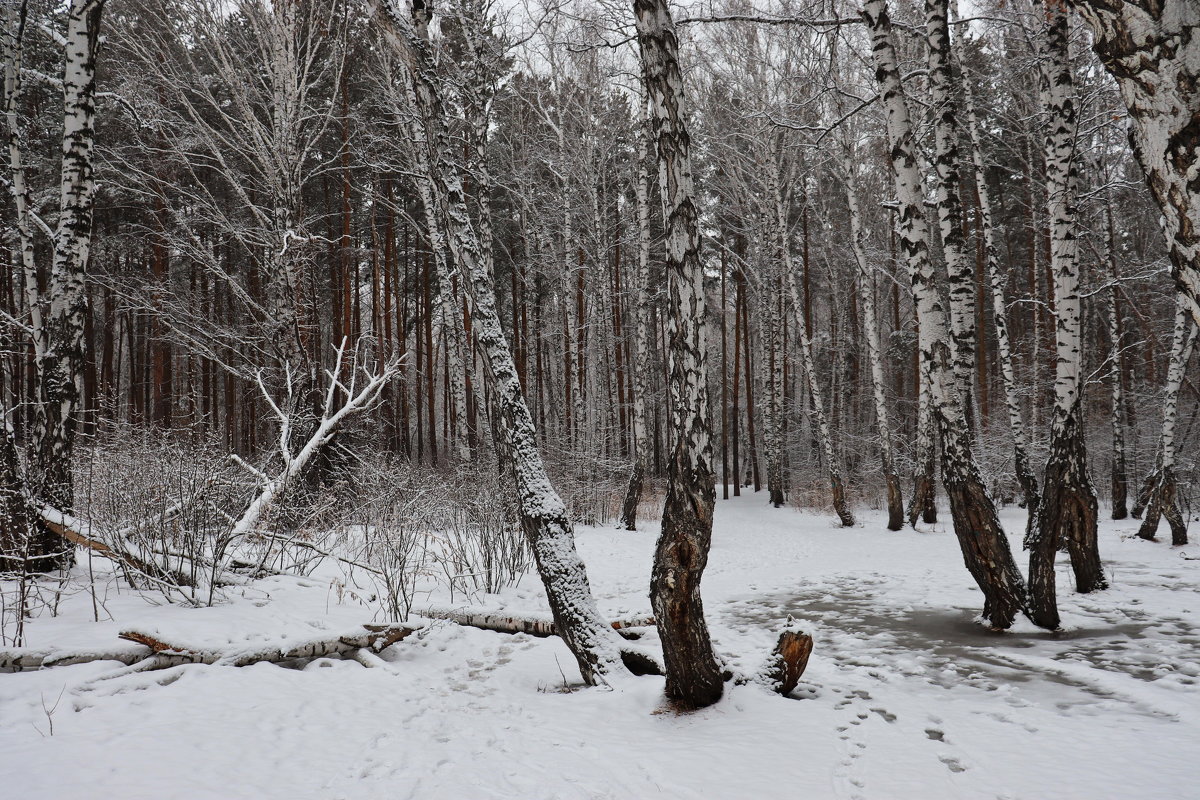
[2,494,1197,799]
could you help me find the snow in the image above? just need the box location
[3,494,1198,799]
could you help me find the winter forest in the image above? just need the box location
[1,0,1198,796]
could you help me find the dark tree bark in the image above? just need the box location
[633,0,724,709]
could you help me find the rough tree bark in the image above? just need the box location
[11,0,108,572]
[1069,0,1200,329]
[1102,201,1128,520]
[371,0,634,686]
[1027,2,1107,631]
[633,0,725,709]
[1138,295,1197,545]
[864,0,1031,629]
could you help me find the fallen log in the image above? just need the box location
[118,623,420,667]
[1,624,419,672]
[0,646,148,672]
[416,606,655,639]
[39,507,195,589]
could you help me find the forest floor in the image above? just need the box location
[1,494,1197,799]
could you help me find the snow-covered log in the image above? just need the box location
[416,605,655,639]
[116,624,419,667]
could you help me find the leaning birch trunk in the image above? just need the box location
[840,145,903,530]
[1027,3,1106,630]
[863,0,1031,629]
[958,20,1040,521]
[775,172,853,527]
[24,0,107,571]
[924,0,975,412]
[404,84,471,463]
[371,0,632,686]
[633,0,725,709]
[1103,202,1129,520]
[619,108,654,530]
[1069,0,1200,329]
[1138,296,1197,545]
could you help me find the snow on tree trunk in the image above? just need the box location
[958,10,1040,522]
[863,0,1031,629]
[404,82,471,463]
[1138,295,1197,545]
[925,0,975,411]
[1027,3,1106,630]
[620,107,654,531]
[22,0,107,572]
[1070,0,1200,329]
[775,164,854,526]
[371,0,630,686]
[633,0,725,709]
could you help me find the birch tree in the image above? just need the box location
[863,0,1033,629]
[633,0,725,708]
[1027,1,1106,631]
[1137,295,1197,545]
[369,0,644,686]
[1070,0,1200,329]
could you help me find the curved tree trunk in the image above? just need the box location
[371,0,631,686]
[1027,3,1106,630]
[633,0,724,709]
[864,0,1030,629]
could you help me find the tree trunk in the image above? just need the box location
[1027,3,1106,631]
[1138,296,1197,544]
[1103,202,1128,520]
[959,16,1040,520]
[24,0,108,571]
[1070,0,1200,329]
[620,106,654,530]
[863,0,1030,630]
[633,0,724,709]
[372,0,632,686]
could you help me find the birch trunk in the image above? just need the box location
[1070,0,1200,329]
[765,272,786,509]
[1137,295,1197,545]
[925,0,975,409]
[841,147,903,530]
[775,167,853,526]
[1028,3,1106,631]
[962,51,1040,521]
[908,361,938,526]
[403,84,471,463]
[1103,202,1128,520]
[633,0,724,709]
[371,0,632,686]
[619,108,653,530]
[863,0,1031,629]
[23,0,108,571]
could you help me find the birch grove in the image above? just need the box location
[0,0,1197,685]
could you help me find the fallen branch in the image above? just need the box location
[39,507,194,589]
[0,645,148,672]
[416,605,655,639]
